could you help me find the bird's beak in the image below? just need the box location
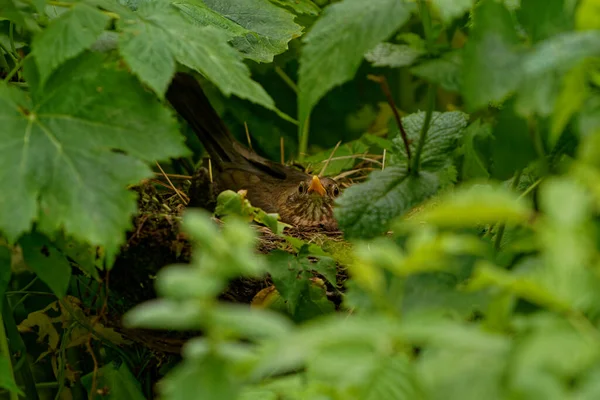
[307,175,326,196]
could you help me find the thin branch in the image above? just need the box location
[244,122,253,150]
[274,66,298,93]
[368,74,412,169]
[319,141,342,177]
[280,137,285,164]
[155,162,188,205]
[382,149,387,170]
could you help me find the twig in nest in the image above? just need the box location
[319,140,342,177]
[153,172,192,180]
[367,74,412,171]
[244,122,253,150]
[280,136,285,164]
[155,162,188,205]
[148,179,189,204]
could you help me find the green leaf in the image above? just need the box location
[268,0,320,15]
[490,101,537,180]
[430,0,474,23]
[53,234,102,279]
[114,1,276,109]
[365,42,424,68]
[551,61,589,147]
[391,111,469,171]
[462,0,522,110]
[215,190,287,234]
[517,0,572,42]
[335,167,439,239]
[118,15,175,97]
[0,246,10,300]
[32,3,110,84]
[173,0,303,63]
[459,120,491,180]
[0,356,22,396]
[298,0,414,132]
[19,232,71,297]
[81,362,145,400]
[410,51,463,92]
[411,184,531,228]
[0,0,39,31]
[576,0,600,30]
[212,303,294,339]
[0,52,188,253]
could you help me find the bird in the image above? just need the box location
[165,72,340,230]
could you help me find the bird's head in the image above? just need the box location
[282,175,340,230]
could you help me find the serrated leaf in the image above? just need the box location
[298,0,414,134]
[431,0,474,23]
[412,184,531,228]
[411,51,463,92]
[0,52,188,253]
[32,3,110,84]
[19,233,71,297]
[392,111,470,171]
[114,2,276,109]
[462,0,522,110]
[268,0,320,15]
[365,42,424,68]
[551,61,589,147]
[174,0,303,63]
[119,17,175,97]
[335,167,439,239]
[490,100,537,180]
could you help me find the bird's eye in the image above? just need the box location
[332,185,340,197]
[298,182,305,194]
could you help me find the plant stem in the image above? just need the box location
[494,169,523,251]
[411,84,436,174]
[298,117,310,161]
[3,55,27,83]
[0,306,18,400]
[9,23,16,55]
[368,74,412,170]
[418,0,435,52]
[274,66,298,93]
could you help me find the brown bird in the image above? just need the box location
[166,73,340,230]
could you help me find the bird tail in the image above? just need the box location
[166,73,239,165]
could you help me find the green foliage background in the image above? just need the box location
[2,0,600,398]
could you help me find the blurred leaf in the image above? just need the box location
[268,0,320,16]
[215,190,287,234]
[298,0,414,132]
[32,3,109,84]
[462,0,522,110]
[0,356,22,396]
[514,71,561,117]
[365,42,424,68]
[392,111,469,171]
[123,299,205,330]
[551,61,589,147]
[576,0,600,30]
[518,0,572,42]
[459,120,491,180]
[0,53,188,255]
[430,0,474,23]
[19,233,71,298]
[161,354,239,400]
[335,167,439,239]
[174,0,303,63]
[410,184,531,227]
[81,362,145,400]
[410,51,463,92]
[490,101,537,180]
[212,303,294,339]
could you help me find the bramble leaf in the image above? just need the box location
[298,0,414,134]
[0,52,188,254]
[174,0,303,63]
[268,0,320,15]
[335,167,439,239]
[32,3,110,84]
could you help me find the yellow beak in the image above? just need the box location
[307,175,326,196]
